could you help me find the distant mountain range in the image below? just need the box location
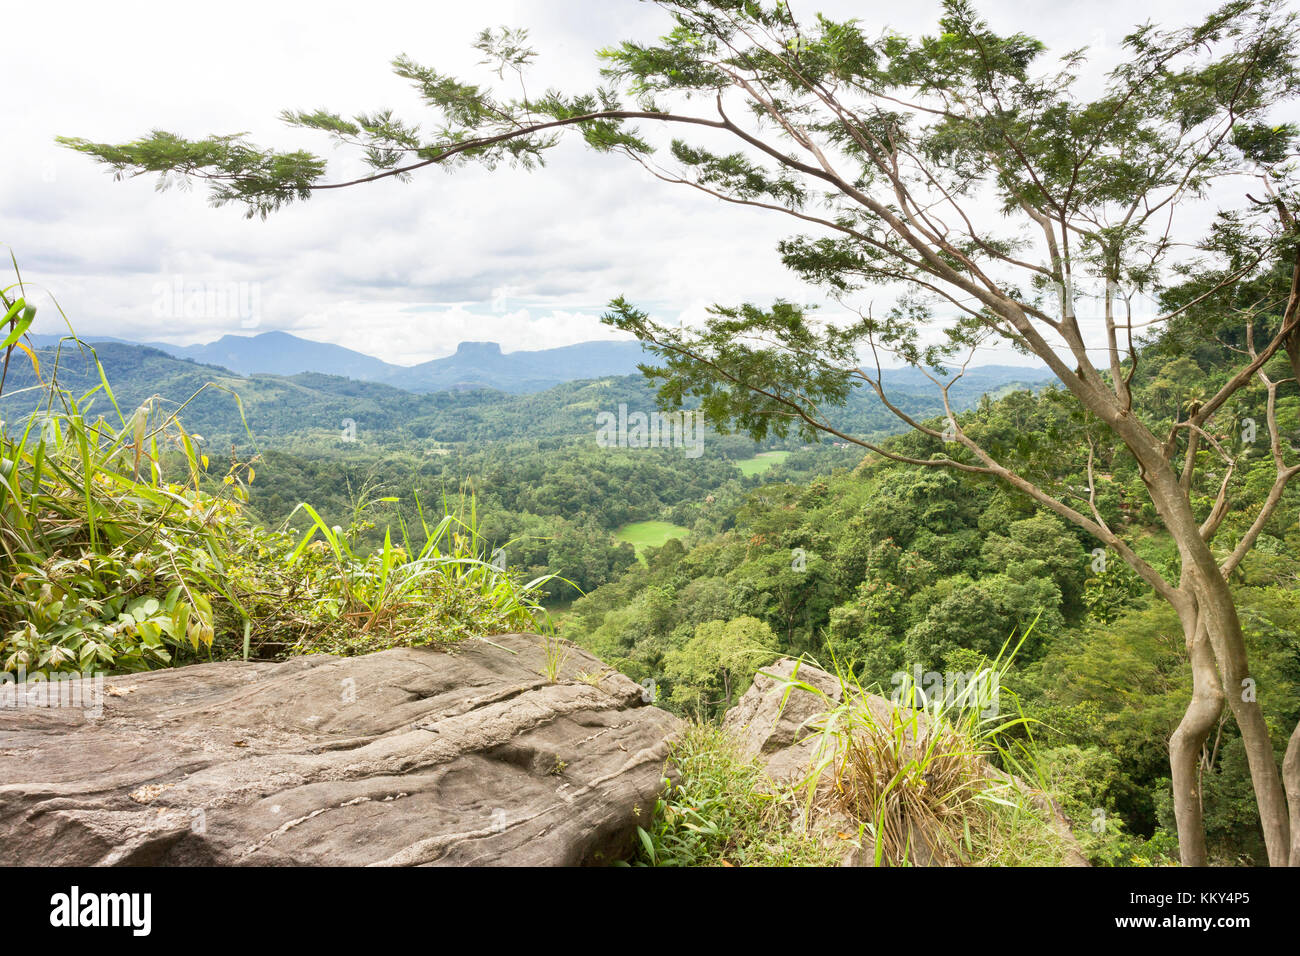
[27,332,653,395]
[3,337,1052,449]
[26,330,1051,398]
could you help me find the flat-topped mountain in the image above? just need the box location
[394,339,651,393]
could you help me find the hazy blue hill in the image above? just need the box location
[158,331,396,381]
[875,364,1051,391]
[4,338,1051,449]
[26,331,398,382]
[2,341,663,446]
[24,331,1049,400]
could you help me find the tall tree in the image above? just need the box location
[61,0,1300,865]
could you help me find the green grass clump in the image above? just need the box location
[787,628,1081,866]
[628,723,841,867]
[250,486,560,658]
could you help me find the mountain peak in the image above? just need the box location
[454,341,503,357]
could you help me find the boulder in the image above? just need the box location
[722,657,849,784]
[0,633,681,866]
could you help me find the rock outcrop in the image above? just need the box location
[0,634,681,866]
[722,658,895,785]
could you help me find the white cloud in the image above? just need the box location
[0,0,1277,370]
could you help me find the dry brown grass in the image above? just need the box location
[822,714,991,865]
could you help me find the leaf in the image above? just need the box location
[13,341,40,379]
[171,603,190,640]
[636,826,656,864]
[138,620,162,645]
[0,300,35,349]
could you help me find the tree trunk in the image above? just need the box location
[1133,453,1292,865]
[1194,569,1292,866]
[1284,718,1300,866]
[1170,610,1223,866]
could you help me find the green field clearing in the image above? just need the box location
[735,450,791,476]
[614,520,690,558]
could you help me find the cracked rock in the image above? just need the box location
[0,634,681,866]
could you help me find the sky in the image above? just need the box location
[1,0,1277,367]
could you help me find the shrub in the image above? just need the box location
[1,383,242,672]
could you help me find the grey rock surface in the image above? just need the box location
[722,657,847,785]
[0,634,681,866]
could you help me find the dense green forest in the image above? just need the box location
[2,340,1045,600]
[553,304,1300,866]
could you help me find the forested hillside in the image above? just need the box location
[0,339,1048,598]
[557,311,1300,865]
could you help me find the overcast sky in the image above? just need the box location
[2,0,1275,366]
